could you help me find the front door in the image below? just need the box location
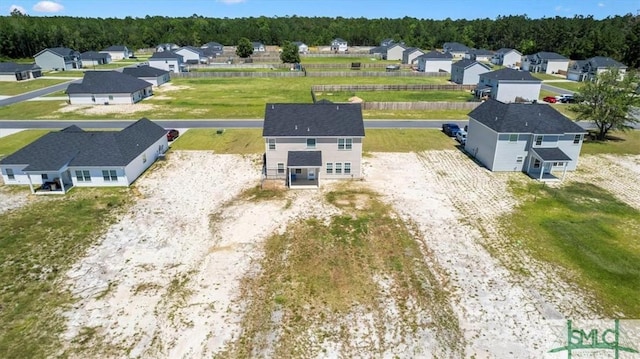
[543,162,552,174]
[307,169,315,180]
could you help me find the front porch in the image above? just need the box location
[526,147,572,182]
[26,169,74,195]
[287,150,322,190]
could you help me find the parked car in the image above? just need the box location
[442,123,461,137]
[543,96,557,103]
[166,129,179,141]
[556,94,575,103]
[456,129,467,144]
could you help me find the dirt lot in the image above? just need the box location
[49,150,640,357]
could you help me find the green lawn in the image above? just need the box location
[0,188,130,359]
[300,56,396,64]
[315,90,474,102]
[533,73,566,81]
[0,130,49,157]
[504,181,640,317]
[581,130,640,155]
[547,81,584,92]
[0,101,69,119]
[364,128,458,152]
[0,79,70,96]
[83,63,127,70]
[43,71,85,78]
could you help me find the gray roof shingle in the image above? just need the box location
[452,59,490,70]
[587,56,627,69]
[103,45,128,51]
[531,147,572,161]
[150,52,183,60]
[443,42,470,52]
[263,103,365,137]
[468,99,586,134]
[81,51,111,60]
[66,71,152,94]
[0,118,167,171]
[0,62,41,73]
[419,50,453,59]
[479,68,541,82]
[536,51,568,60]
[122,65,169,77]
[287,151,322,167]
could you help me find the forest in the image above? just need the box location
[0,12,638,67]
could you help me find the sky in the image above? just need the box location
[4,0,639,20]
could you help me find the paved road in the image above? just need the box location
[0,119,606,130]
[0,79,79,107]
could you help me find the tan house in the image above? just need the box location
[262,103,365,189]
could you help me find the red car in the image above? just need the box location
[543,96,557,103]
[166,129,179,141]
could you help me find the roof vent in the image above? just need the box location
[307,127,310,132]
[295,125,298,130]
[337,105,339,110]
[271,104,274,109]
[495,116,498,121]
[525,122,528,126]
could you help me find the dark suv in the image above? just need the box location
[166,129,179,141]
[442,123,461,137]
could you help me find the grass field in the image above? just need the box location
[0,188,130,359]
[504,181,640,317]
[315,90,474,102]
[300,56,397,64]
[0,79,69,96]
[43,71,85,78]
[547,81,584,92]
[532,73,566,81]
[0,130,49,157]
[582,130,640,155]
[169,129,264,153]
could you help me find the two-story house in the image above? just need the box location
[491,48,522,68]
[331,38,348,52]
[416,51,453,73]
[100,45,133,60]
[566,56,628,82]
[292,41,309,54]
[34,47,82,71]
[201,41,224,56]
[262,103,365,189]
[386,43,407,61]
[148,52,185,73]
[464,48,494,62]
[474,68,541,103]
[465,99,586,181]
[451,59,491,85]
[174,46,210,64]
[521,51,569,75]
[252,42,266,52]
[402,47,425,65]
[442,42,470,59]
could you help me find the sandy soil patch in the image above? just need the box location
[569,154,640,210]
[0,181,29,214]
[55,103,159,116]
[155,83,192,92]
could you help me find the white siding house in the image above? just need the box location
[521,51,569,74]
[148,52,185,73]
[122,65,170,87]
[464,99,586,181]
[475,68,542,103]
[100,45,132,60]
[330,38,348,52]
[416,51,453,72]
[567,56,627,82]
[0,62,42,81]
[451,59,491,85]
[386,44,407,61]
[0,119,168,194]
[66,71,153,105]
[174,46,208,64]
[402,48,425,65]
[491,48,522,68]
[263,103,365,188]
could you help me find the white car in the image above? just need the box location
[456,130,467,144]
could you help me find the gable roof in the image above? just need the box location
[81,51,111,60]
[587,56,627,69]
[419,50,453,59]
[66,71,151,94]
[468,99,585,134]
[479,68,540,82]
[443,42,470,52]
[34,47,78,58]
[263,103,365,137]
[403,47,423,55]
[288,151,322,167]
[0,62,41,73]
[202,41,223,48]
[252,42,264,48]
[332,38,347,43]
[452,59,491,70]
[150,52,183,60]
[388,43,407,51]
[102,45,128,51]
[292,41,307,47]
[0,118,167,170]
[369,46,388,54]
[494,48,521,55]
[175,46,205,56]
[467,48,494,56]
[122,65,169,77]
[535,51,568,60]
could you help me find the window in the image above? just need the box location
[338,138,353,150]
[509,134,518,142]
[535,135,543,146]
[326,163,333,174]
[102,170,117,181]
[516,156,523,163]
[295,169,302,174]
[573,134,581,144]
[344,162,351,174]
[335,162,342,174]
[75,170,91,182]
[142,153,147,163]
[41,174,49,180]
[277,163,284,174]
[533,159,541,169]
[6,168,14,180]
[306,138,316,149]
[108,95,114,100]
[268,138,276,150]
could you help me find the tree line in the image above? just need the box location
[1,12,638,67]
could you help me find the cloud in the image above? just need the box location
[216,0,246,4]
[598,2,605,7]
[33,1,64,12]
[9,4,27,14]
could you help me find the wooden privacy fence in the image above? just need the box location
[173,71,452,78]
[311,84,476,92]
[362,102,480,110]
[173,71,305,78]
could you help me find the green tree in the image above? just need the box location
[280,41,300,64]
[236,37,253,58]
[571,68,639,140]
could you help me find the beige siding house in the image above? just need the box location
[263,103,365,189]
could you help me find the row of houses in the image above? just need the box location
[0,98,587,194]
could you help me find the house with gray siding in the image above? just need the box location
[100,45,133,60]
[174,46,210,64]
[491,48,522,68]
[80,51,112,67]
[451,59,491,85]
[520,51,569,74]
[474,68,541,103]
[122,65,170,87]
[464,99,586,181]
[201,41,224,56]
[464,48,494,62]
[416,51,453,72]
[0,118,168,194]
[263,103,365,189]
[566,56,627,82]
[66,71,153,105]
[148,51,185,73]
[34,47,82,71]
[386,43,407,61]
[0,62,42,81]
[402,47,425,65]
[330,38,348,52]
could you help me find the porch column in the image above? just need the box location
[287,169,291,188]
[27,174,35,194]
[562,162,568,182]
[59,172,67,193]
[539,162,544,181]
